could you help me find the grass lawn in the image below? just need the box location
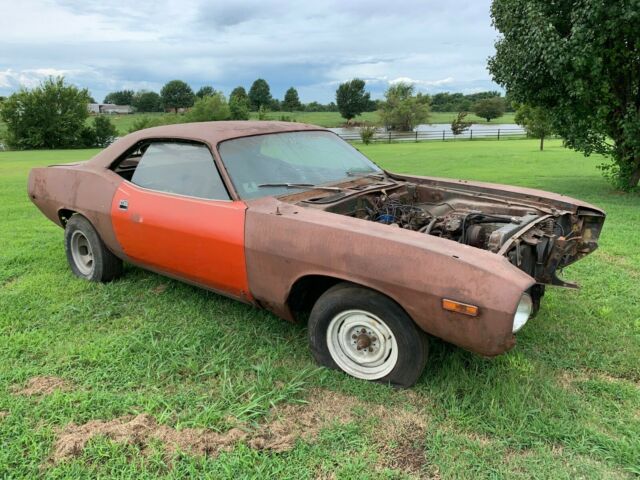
[0,139,638,478]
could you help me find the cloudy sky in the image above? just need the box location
[0,0,500,103]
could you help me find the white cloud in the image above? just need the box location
[389,76,455,87]
[0,0,501,102]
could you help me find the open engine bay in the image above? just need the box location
[292,178,604,288]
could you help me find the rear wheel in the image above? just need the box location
[308,283,429,388]
[64,215,123,282]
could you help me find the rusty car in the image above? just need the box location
[28,121,605,387]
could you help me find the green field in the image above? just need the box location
[0,140,638,478]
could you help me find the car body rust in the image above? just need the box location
[27,121,605,358]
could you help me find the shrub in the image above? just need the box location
[128,116,172,133]
[186,94,231,122]
[93,116,118,147]
[360,124,377,144]
[451,112,472,135]
[379,83,430,131]
[0,77,90,149]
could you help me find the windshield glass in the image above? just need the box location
[218,131,382,199]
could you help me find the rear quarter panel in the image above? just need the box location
[28,164,124,256]
[244,197,535,356]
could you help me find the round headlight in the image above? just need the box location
[513,293,533,333]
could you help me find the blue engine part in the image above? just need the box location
[377,214,395,224]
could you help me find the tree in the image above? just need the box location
[514,104,554,151]
[0,77,91,149]
[92,115,118,147]
[230,86,248,102]
[489,0,640,189]
[248,79,272,111]
[160,80,195,113]
[186,94,231,122]
[132,91,162,112]
[282,87,302,111]
[196,86,216,98]
[336,78,370,121]
[379,82,430,131]
[103,90,134,105]
[451,112,472,135]
[229,86,250,120]
[229,92,250,120]
[472,97,505,122]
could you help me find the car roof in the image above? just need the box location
[87,121,329,168]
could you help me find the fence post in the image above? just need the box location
[388,131,391,144]
[442,130,445,141]
[497,129,500,140]
[470,129,473,140]
[415,130,418,142]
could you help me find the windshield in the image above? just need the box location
[218,131,382,199]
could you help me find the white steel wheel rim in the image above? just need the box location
[326,309,398,380]
[70,230,94,275]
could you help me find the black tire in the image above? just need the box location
[529,284,545,318]
[64,214,123,282]
[308,283,429,388]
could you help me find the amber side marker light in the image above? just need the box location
[442,299,479,317]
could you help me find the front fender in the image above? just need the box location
[245,197,534,356]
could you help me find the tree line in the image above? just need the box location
[100,79,351,115]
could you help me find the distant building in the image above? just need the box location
[87,103,133,115]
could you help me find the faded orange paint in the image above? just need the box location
[111,182,251,300]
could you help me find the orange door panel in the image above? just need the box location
[111,182,251,300]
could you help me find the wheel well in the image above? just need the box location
[286,275,343,319]
[286,275,415,328]
[58,209,77,226]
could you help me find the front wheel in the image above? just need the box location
[308,283,429,388]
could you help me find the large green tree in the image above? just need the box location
[160,80,195,113]
[132,91,162,112]
[336,78,370,121]
[282,87,302,111]
[0,77,91,149]
[489,0,640,189]
[473,97,505,122]
[248,79,272,111]
[379,82,430,131]
[103,90,134,105]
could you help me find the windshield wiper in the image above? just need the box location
[345,169,386,179]
[257,183,343,191]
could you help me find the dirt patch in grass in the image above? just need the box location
[12,376,71,396]
[248,389,359,452]
[557,369,640,390]
[373,407,428,475]
[152,283,168,294]
[53,414,246,463]
[0,411,8,420]
[51,389,430,475]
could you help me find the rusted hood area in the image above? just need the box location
[390,172,605,215]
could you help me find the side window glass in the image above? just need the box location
[130,142,229,200]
